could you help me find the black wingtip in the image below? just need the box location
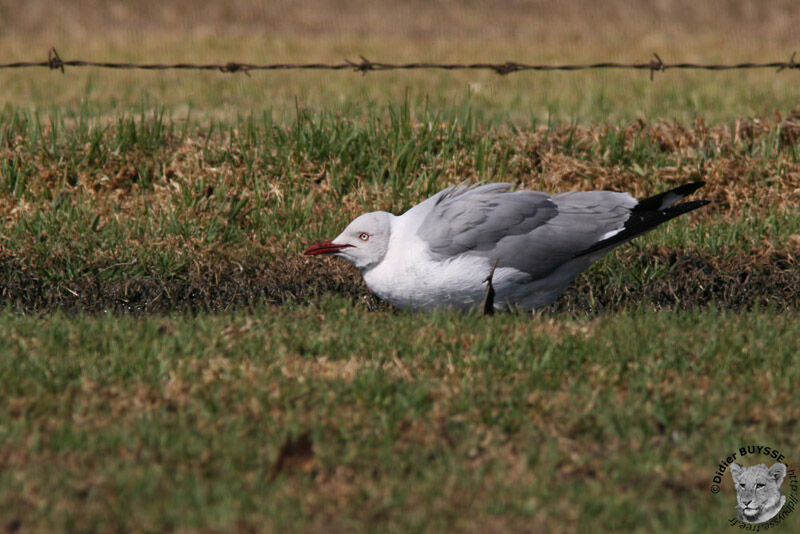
[576,193,709,258]
[664,199,711,216]
[634,181,706,212]
[675,181,706,195]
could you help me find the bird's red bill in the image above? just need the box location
[303,240,353,255]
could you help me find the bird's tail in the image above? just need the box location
[577,182,709,257]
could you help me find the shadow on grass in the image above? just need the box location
[0,249,797,315]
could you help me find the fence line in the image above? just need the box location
[0,48,797,80]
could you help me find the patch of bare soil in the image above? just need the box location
[551,250,800,314]
[0,250,796,314]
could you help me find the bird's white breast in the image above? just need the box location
[361,214,530,310]
[363,246,490,310]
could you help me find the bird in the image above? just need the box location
[304,182,709,312]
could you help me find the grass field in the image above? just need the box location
[1,308,799,532]
[1,1,800,532]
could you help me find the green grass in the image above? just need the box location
[1,102,798,288]
[3,2,800,530]
[2,39,800,530]
[0,303,798,532]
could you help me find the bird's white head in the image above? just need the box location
[304,211,393,271]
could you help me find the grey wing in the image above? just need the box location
[419,185,637,279]
[417,183,558,257]
[509,190,637,276]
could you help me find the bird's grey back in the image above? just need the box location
[418,184,636,279]
[417,183,555,252]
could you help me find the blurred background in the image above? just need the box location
[1,0,798,121]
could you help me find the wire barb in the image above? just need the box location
[648,53,665,81]
[219,62,251,76]
[47,47,64,73]
[493,62,521,75]
[345,55,376,74]
[777,51,797,72]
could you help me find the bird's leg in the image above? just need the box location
[482,259,500,316]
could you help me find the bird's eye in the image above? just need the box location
[359,232,370,241]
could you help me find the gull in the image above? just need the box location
[304,182,708,311]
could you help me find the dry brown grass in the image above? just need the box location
[0,112,798,313]
[3,113,800,236]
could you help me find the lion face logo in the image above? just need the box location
[730,462,787,524]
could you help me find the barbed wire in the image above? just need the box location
[0,48,797,81]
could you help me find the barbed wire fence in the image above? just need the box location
[0,48,797,81]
